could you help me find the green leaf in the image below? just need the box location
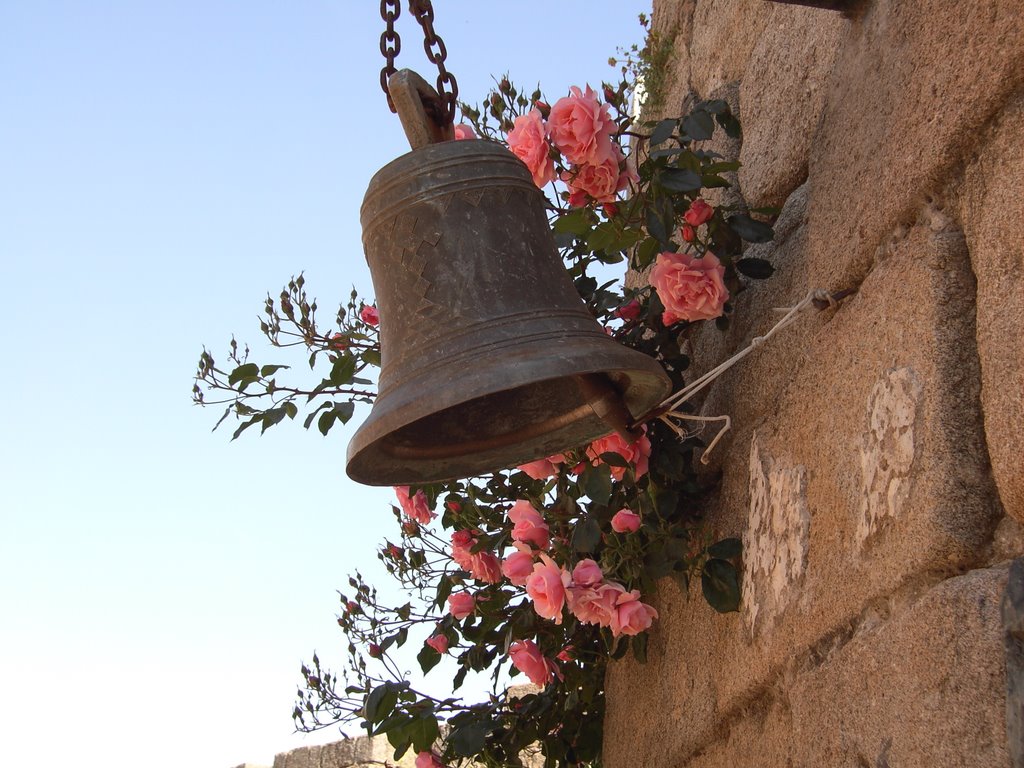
[649,118,676,146]
[650,147,685,159]
[571,514,602,553]
[700,174,731,189]
[434,575,453,611]
[416,643,442,675]
[586,222,616,252]
[364,683,399,726]
[598,451,629,468]
[708,537,742,559]
[227,363,259,387]
[727,214,775,243]
[372,711,413,738]
[318,402,356,436]
[634,237,661,270]
[261,406,288,434]
[553,208,594,237]
[701,558,741,613]
[303,401,334,430]
[230,414,262,441]
[581,464,612,507]
[407,711,440,753]
[260,364,288,377]
[682,110,715,141]
[361,348,381,368]
[658,167,702,192]
[329,354,357,385]
[735,258,775,279]
[450,721,491,757]
[632,632,648,663]
[703,160,741,174]
[716,110,742,139]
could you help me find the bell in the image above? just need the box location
[346,73,670,485]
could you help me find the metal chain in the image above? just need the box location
[379,0,401,113]
[378,0,459,123]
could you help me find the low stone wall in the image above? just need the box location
[605,1,1024,765]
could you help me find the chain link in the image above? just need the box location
[379,0,401,113]
[378,0,459,123]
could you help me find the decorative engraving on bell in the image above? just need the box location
[345,136,671,485]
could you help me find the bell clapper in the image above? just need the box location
[574,374,643,444]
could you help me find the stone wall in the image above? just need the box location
[605,1,1024,766]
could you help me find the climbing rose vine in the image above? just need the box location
[193,22,777,767]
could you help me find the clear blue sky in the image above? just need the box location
[0,3,650,766]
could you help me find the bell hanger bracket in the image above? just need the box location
[388,69,455,150]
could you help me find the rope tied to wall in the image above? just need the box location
[640,287,854,463]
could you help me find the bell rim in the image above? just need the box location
[345,336,670,485]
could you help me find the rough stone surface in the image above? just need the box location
[956,92,1024,525]
[807,0,1024,292]
[993,517,1024,565]
[743,433,809,635]
[738,4,845,209]
[685,566,1010,768]
[271,737,416,768]
[1005,558,1024,768]
[688,0,774,98]
[856,366,924,546]
[607,2,1024,765]
[605,218,1003,766]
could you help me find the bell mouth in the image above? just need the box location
[345,337,670,486]
[377,374,633,462]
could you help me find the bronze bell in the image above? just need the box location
[346,72,670,485]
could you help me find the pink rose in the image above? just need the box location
[508,500,550,550]
[447,591,476,620]
[469,550,502,584]
[502,549,535,586]
[571,559,603,588]
[612,591,659,636]
[681,224,696,243]
[386,543,404,559]
[562,142,633,207]
[586,427,651,482]
[451,530,501,583]
[613,299,641,321]
[556,646,574,662]
[425,634,449,654]
[611,509,641,534]
[683,198,714,227]
[445,500,462,513]
[360,305,379,326]
[548,85,617,165]
[451,529,476,571]
[519,455,560,480]
[507,109,556,188]
[394,486,436,524]
[509,639,556,686]
[329,333,348,350]
[453,123,476,140]
[649,251,729,325]
[526,554,571,623]
[567,581,625,627]
[415,751,447,768]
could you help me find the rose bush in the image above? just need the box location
[194,26,777,765]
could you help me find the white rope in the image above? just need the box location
[657,289,836,462]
